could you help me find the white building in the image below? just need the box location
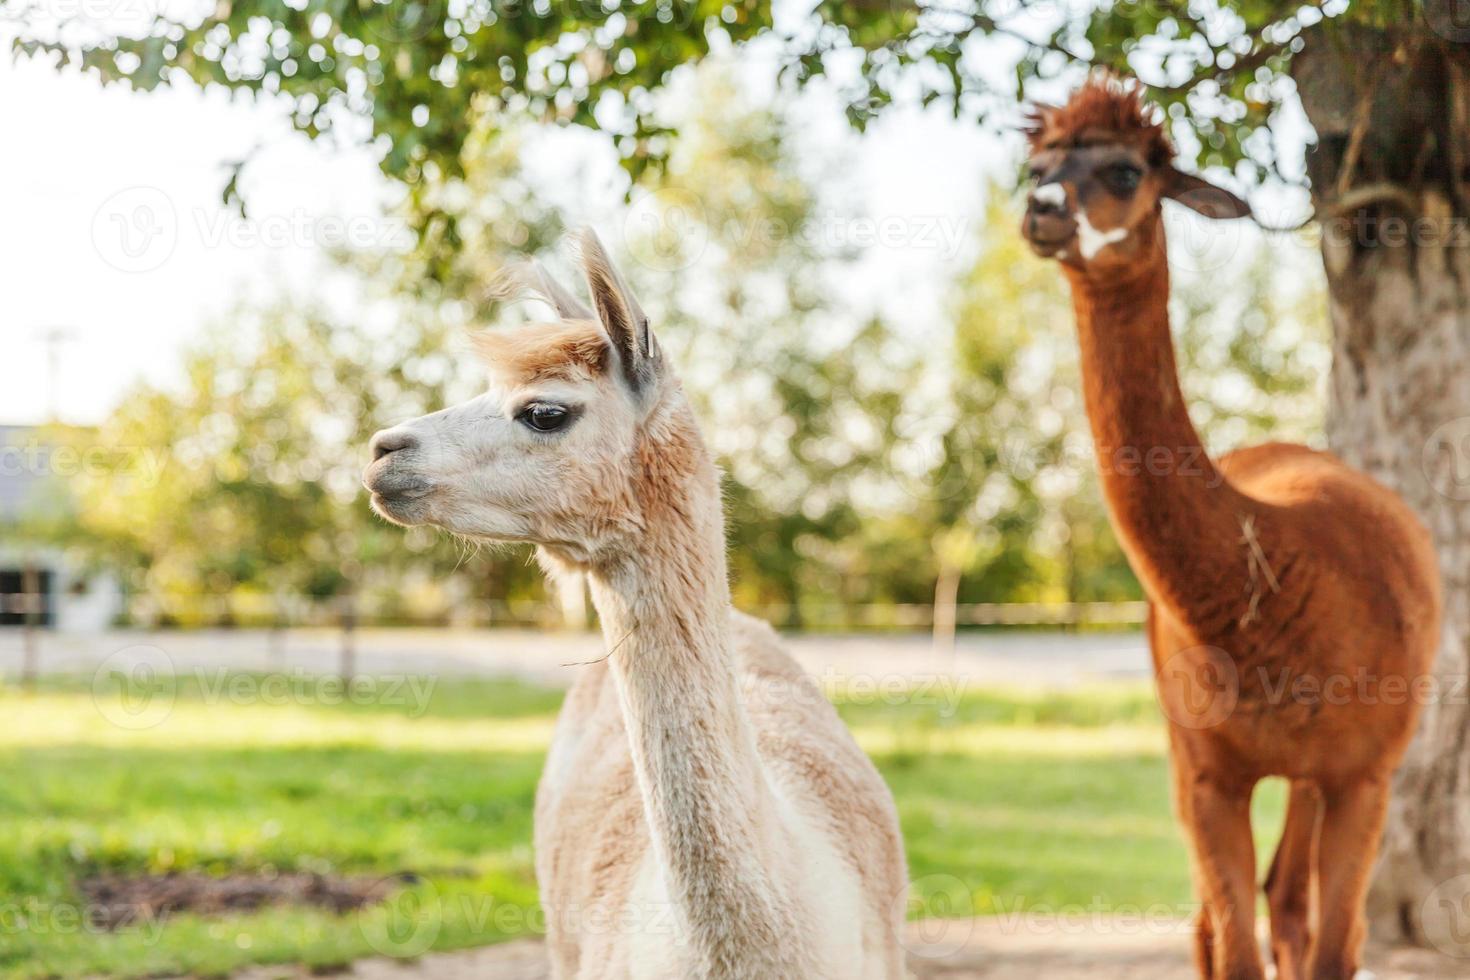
[0,425,123,631]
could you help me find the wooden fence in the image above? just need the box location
[0,590,1148,684]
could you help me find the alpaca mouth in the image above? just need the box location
[363,460,434,526]
[362,457,433,500]
[1021,212,1077,257]
[1026,233,1074,256]
[370,491,428,527]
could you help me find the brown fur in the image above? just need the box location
[1022,81,1443,980]
[472,320,611,383]
[1025,73,1172,164]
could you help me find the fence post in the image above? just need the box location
[338,592,356,683]
[269,590,288,672]
[931,562,961,660]
[20,560,41,689]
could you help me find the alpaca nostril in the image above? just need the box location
[1029,182,1069,216]
[371,428,417,461]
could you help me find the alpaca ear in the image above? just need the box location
[575,228,661,396]
[531,262,595,322]
[1161,167,1252,220]
[487,261,594,322]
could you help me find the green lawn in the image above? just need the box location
[0,669,1287,978]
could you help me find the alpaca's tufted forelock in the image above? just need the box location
[1024,72,1173,165]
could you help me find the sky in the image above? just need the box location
[0,43,399,425]
[0,19,1317,427]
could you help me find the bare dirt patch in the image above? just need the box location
[216,920,1470,980]
[80,871,417,929]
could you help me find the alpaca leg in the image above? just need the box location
[1168,749,1215,979]
[1169,750,1220,979]
[1181,775,1266,980]
[1265,780,1321,980]
[1309,775,1391,980]
[1193,904,1217,980]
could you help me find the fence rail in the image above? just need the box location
[0,591,1148,630]
[0,590,1147,685]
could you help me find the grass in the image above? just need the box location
[0,669,1287,978]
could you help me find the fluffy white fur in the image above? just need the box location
[364,231,909,979]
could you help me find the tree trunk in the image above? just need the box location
[1322,191,1470,949]
[1296,27,1470,950]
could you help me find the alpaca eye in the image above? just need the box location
[518,403,573,433]
[1102,164,1143,193]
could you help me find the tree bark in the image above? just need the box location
[1296,27,1470,950]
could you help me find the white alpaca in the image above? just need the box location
[364,230,909,979]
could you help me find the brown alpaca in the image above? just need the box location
[1019,77,1442,980]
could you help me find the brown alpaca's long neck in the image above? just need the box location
[586,406,792,972]
[1068,237,1253,635]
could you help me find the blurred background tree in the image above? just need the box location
[44,65,1327,636]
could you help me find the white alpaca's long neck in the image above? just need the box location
[586,407,795,975]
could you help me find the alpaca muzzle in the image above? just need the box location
[1022,182,1077,255]
[364,426,435,518]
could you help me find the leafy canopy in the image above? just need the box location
[12,0,1422,203]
